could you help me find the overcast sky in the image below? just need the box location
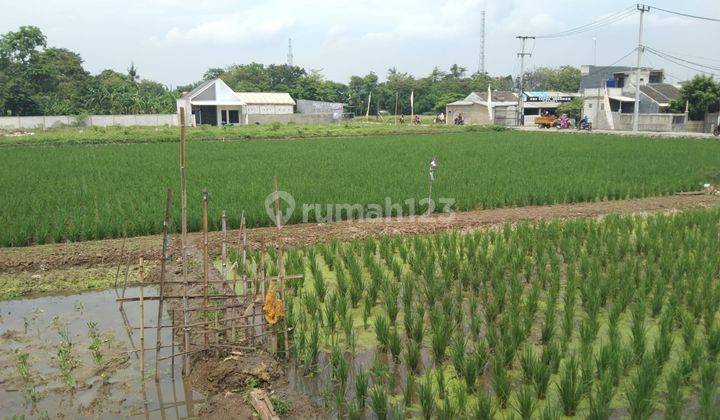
[2,0,719,87]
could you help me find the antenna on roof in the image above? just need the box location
[287,38,294,66]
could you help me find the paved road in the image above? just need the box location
[515,126,718,139]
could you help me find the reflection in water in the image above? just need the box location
[0,288,206,419]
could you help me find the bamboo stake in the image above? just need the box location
[155,188,172,382]
[221,210,227,281]
[139,257,145,381]
[170,310,176,379]
[273,176,281,229]
[241,213,248,295]
[279,243,289,360]
[202,189,209,349]
[258,239,266,346]
[178,107,191,375]
[154,381,168,420]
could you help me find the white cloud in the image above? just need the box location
[151,12,295,45]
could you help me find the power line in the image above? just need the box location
[645,49,720,78]
[533,7,635,39]
[644,46,720,71]
[651,5,720,23]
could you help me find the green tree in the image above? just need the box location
[668,75,720,120]
[524,66,581,92]
[556,97,583,120]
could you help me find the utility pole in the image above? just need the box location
[633,4,650,132]
[516,36,534,127]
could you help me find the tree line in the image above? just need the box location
[1,26,583,117]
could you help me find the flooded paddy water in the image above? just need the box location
[0,288,206,419]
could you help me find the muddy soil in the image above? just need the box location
[2,194,719,275]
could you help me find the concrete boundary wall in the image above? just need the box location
[0,114,178,130]
[612,113,686,132]
[246,113,338,125]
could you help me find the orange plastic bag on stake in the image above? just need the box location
[263,283,284,325]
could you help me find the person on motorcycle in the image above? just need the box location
[579,115,589,127]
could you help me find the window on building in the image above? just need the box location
[229,110,239,124]
[588,103,593,109]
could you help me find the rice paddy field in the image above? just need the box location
[2,130,720,246]
[256,207,720,418]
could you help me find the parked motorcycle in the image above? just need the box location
[714,124,719,136]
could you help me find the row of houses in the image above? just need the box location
[176,78,344,126]
[446,65,688,132]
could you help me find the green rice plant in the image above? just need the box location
[625,355,658,420]
[472,390,496,420]
[418,370,435,419]
[411,305,425,344]
[464,342,488,392]
[389,328,402,362]
[681,309,697,348]
[325,293,337,333]
[404,340,421,374]
[579,348,595,397]
[370,383,388,420]
[698,360,718,419]
[404,372,414,406]
[450,333,466,376]
[342,315,356,353]
[539,401,561,420]
[363,293,373,329]
[374,314,390,351]
[56,327,78,389]
[664,366,684,420]
[492,353,511,409]
[436,366,447,399]
[630,307,647,364]
[653,312,674,368]
[355,368,369,408]
[452,381,468,417]
[587,371,614,420]
[556,354,582,416]
[541,301,556,344]
[430,309,452,365]
[304,322,320,373]
[596,339,622,386]
[87,321,103,365]
[513,385,536,420]
[312,269,327,302]
[706,322,720,360]
[520,345,538,384]
[542,341,561,374]
[348,257,364,307]
[347,400,362,420]
[382,280,400,326]
[330,340,350,392]
[15,350,31,382]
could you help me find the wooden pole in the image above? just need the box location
[178,106,191,375]
[394,92,399,124]
[139,257,146,380]
[155,188,172,382]
[170,310,176,379]
[221,210,227,282]
[202,189,210,348]
[279,243,289,359]
[273,176,281,229]
[242,213,248,295]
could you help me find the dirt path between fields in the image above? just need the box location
[2,194,720,274]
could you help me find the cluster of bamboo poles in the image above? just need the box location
[115,107,298,383]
